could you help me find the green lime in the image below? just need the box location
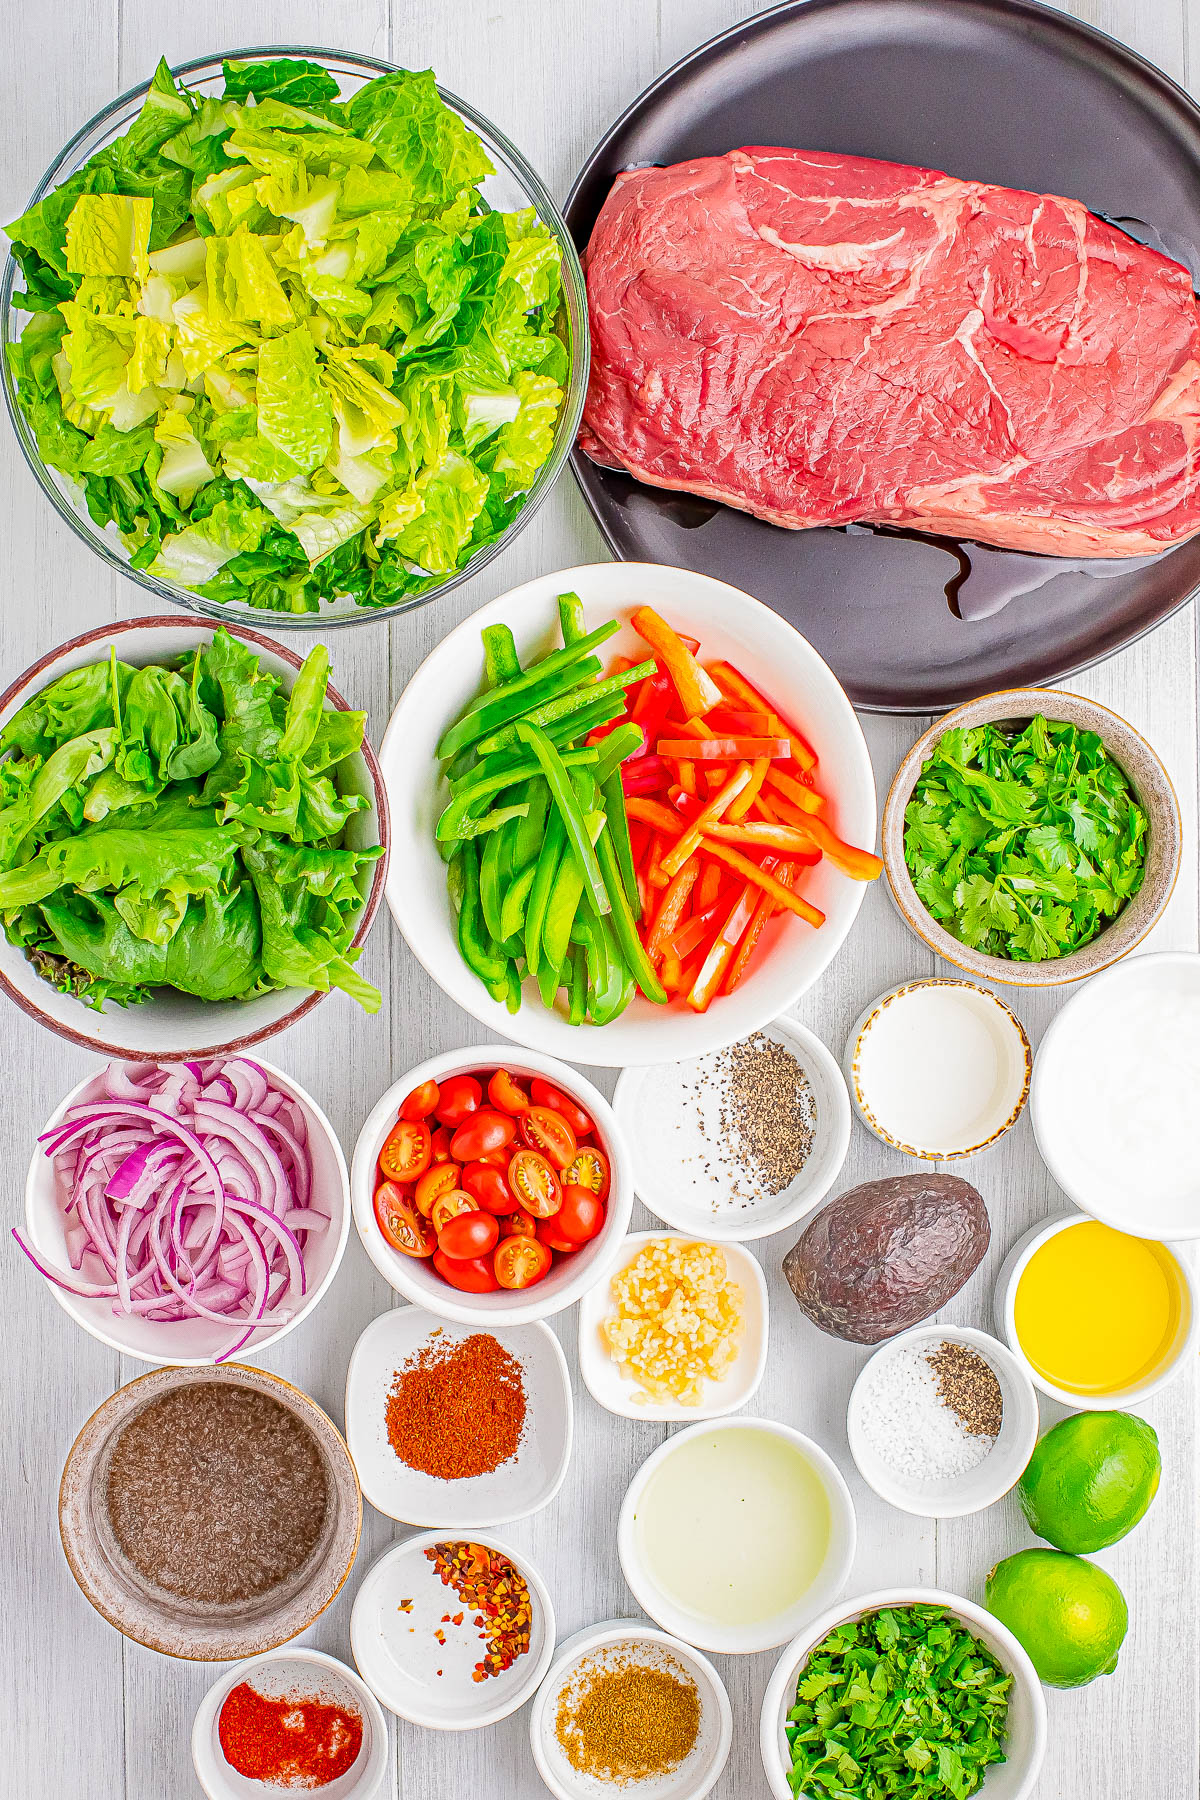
[1018,1411,1160,1553]
[985,1548,1128,1687]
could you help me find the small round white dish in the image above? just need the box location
[844,978,1031,1159]
[350,1531,554,1729]
[846,1324,1039,1518]
[576,1232,768,1421]
[379,561,876,1067]
[760,1588,1047,1800]
[994,1212,1198,1408]
[1030,951,1200,1239]
[345,1306,572,1526]
[351,1046,633,1325]
[23,1056,351,1365]
[529,1619,733,1800]
[618,1418,856,1655]
[192,1647,388,1800]
[612,1017,851,1241]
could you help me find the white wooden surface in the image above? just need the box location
[1,3,1197,1795]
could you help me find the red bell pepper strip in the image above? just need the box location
[630,606,723,718]
[625,797,682,834]
[645,855,700,958]
[784,811,883,881]
[657,736,791,761]
[622,754,670,796]
[704,661,818,771]
[668,904,721,961]
[660,764,755,880]
[702,820,826,857]
[701,840,826,925]
[685,878,762,1012]
[763,766,824,815]
[696,860,722,911]
[723,859,797,994]
[727,756,770,821]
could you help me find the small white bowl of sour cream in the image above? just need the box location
[844,979,1031,1160]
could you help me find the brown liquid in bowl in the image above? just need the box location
[105,1385,328,1607]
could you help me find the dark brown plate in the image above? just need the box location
[564,0,1200,712]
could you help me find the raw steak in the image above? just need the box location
[580,148,1200,556]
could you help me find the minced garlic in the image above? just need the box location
[601,1238,743,1405]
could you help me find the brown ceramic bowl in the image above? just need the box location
[882,688,1181,988]
[59,1363,361,1660]
[0,617,389,1059]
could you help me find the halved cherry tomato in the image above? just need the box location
[434,1250,500,1292]
[477,1144,511,1168]
[535,1217,577,1254]
[520,1106,577,1170]
[414,1162,461,1218]
[488,1070,530,1115]
[431,1189,478,1234]
[556,1185,605,1244]
[430,1125,456,1163]
[494,1236,553,1289]
[462,1161,514,1215]
[379,1119,431,1182]
[507,1149,562,1217]
[438,1211,500,1260]
[450,1108,516,1163]
[400,1079,440,1121]
[434,1075,482,1127]
[530,1078,593,1138]
[500,1207,538,1237]
[374,1181,435,1257]
[562,1146,610,1201]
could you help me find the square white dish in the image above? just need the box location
[576,1232,768,1420]
[345,1306,572,1527]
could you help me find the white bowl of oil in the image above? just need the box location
[617,1418,855,1654]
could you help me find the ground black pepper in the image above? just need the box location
[927,1341,1004,1438]
[710,1030,817,1204]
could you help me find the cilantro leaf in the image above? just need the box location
[903,714,1147,962]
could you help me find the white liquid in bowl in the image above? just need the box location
[854,982,1029,1155]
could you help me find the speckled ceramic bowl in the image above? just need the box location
[59,1363,361,1660]
[882,688,1181,987]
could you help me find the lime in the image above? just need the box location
[1018,1411,1160,1553]
[985,1548,1128,1687]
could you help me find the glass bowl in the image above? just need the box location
[0,46,589,629]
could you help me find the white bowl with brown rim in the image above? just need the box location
[0,617,388,1058]
[58,1363,361,1659]
[844,978,1031,1160]
[881,687,1181,987]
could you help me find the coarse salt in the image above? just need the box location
[856,1341,996,1481]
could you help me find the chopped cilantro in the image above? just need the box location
[903,715,1147,961]
[785,1606,1011,1799]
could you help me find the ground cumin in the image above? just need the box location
[554,1647,701,1785]
[384,1332,526,1479]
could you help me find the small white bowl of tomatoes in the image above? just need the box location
[351,1047,633,1323]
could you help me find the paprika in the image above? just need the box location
[385,1331,527,1479]
[217,1682,363,1788]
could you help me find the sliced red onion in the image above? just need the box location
[14,1058,327,1358]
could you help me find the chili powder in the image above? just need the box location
[385,1332,526,1479]
[217,1681,363,1789]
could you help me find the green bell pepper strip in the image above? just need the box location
[502,961,523,1014]
[601,770,639,916]
[591,723,644,783]
[437,751,594,842]
[512,780,550,870]
[524,811,566,974]
[542,853,586,973]
[537,952,563,1009]
[541,694,625,748]
[482,622,521,686]
[455,847,507,984]
[595,822,668,1003]
[449,801,528,842]
[477,660,656,756]
[515,721,611,916]
[575,910,628,1025]
[437,622,619,760]
[567,945,587,1025]
[558,592,586,645]
[479,806,517,942]
[498,859,538,940]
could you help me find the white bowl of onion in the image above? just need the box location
[18,1055,350,1365]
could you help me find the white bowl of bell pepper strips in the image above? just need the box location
[379,562,881,1066]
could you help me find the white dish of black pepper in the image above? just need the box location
[613,1017,852,1243]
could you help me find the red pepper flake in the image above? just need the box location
[398,1599,414,1613]
[423,1541,532,1683]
